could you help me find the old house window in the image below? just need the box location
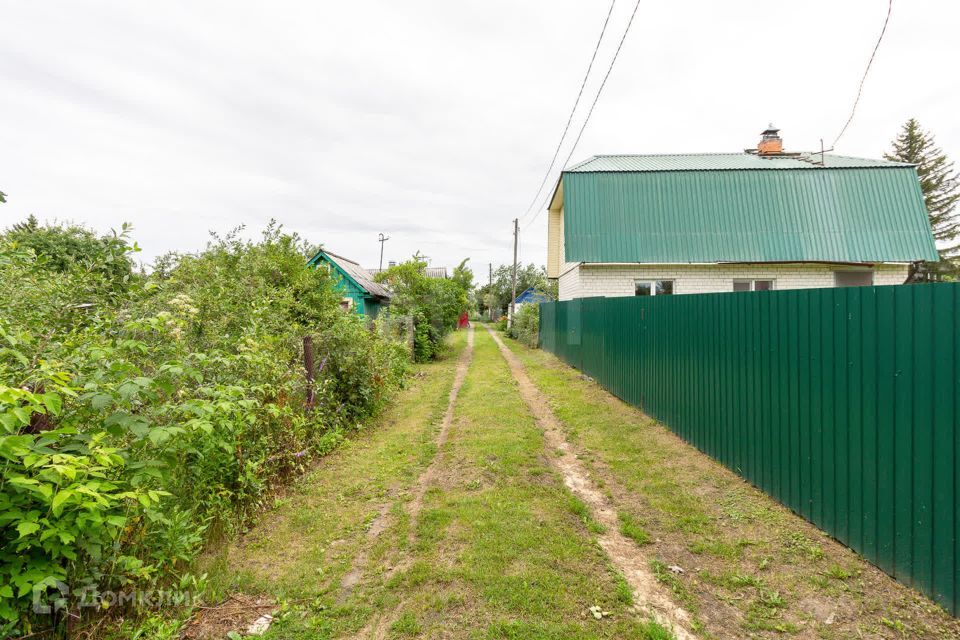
[635,280,674,296]
[834,270,873,287]
[733,279,774,292]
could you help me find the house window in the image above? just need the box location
[635,280,674,296]
[733,279,774,292]
[834,270,873,287]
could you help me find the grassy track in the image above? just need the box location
[366,327,668,638]
[210,331,469,636]
[210,325,960,639]
[502,335,960,639]
[217,329,676,638]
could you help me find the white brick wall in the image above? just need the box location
[558,263,909,300]
[557,265,581,300]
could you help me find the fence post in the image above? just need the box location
[303,335,315,409]
[406,316,415,357]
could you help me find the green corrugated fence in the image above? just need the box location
[539,284,959,615]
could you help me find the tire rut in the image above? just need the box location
[485,325,696,640]
[358,326,475,639]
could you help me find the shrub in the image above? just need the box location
[506,304,539,348]
[374,257,468,362]
[0,222,408,635]
[4,215,136,292]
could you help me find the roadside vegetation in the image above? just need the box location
[0,220,409,636]
[505,303,538,347]
[374,257,470,362]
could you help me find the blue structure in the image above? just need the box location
[513,288,552,306]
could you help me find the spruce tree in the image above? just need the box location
[885,119,960,281]
[10,214,39,234]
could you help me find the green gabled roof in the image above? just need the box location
[561,153,938,264]
[307,249,391,300]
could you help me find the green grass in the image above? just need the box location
[376,330,659,636]
[688,538,751,560]
[618,511,652,546]
[650,559,698,613]
[613,570,634,605]
[638,620,678,640]
[390,611,421,636]
[825,564,854,581]
[200,330,960,639]
[699,569,763,590]
[217,329,663,637]
[568,495,607,534]
[782,531,825,562]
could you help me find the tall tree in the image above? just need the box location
[0,190,6,203]
[451,258,474,292]
[885,119,960,281]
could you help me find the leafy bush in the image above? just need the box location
[4,215,136,292]
[506,304,539,348]
[375,257,468,362]
[0,222,408,635]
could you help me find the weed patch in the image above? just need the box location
[651,559,699,613]
[619,511,653,546]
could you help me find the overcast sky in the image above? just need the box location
[1,1,957,276]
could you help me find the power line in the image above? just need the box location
[525,0,643,231]
[832,0,894,148]
[519,0,618,223]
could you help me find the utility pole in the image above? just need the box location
[509,218,518,329]
[488,262,493,322]
[377,233,390,271]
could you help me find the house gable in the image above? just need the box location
[306,249,390,316]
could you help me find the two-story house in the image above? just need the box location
[546,127,938,300]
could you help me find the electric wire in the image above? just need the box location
[832,0,894,148]
[518,0,618,223]
[525,0,643,231]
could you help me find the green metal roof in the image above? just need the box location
[561,153,938,264]
[307,249,391,300]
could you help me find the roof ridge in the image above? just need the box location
[810,152,912,165]
[579,151,907,160]
[588,152,749,158]
[564,152,911,173]
[322,249,360,266]
[566,156,600,171]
